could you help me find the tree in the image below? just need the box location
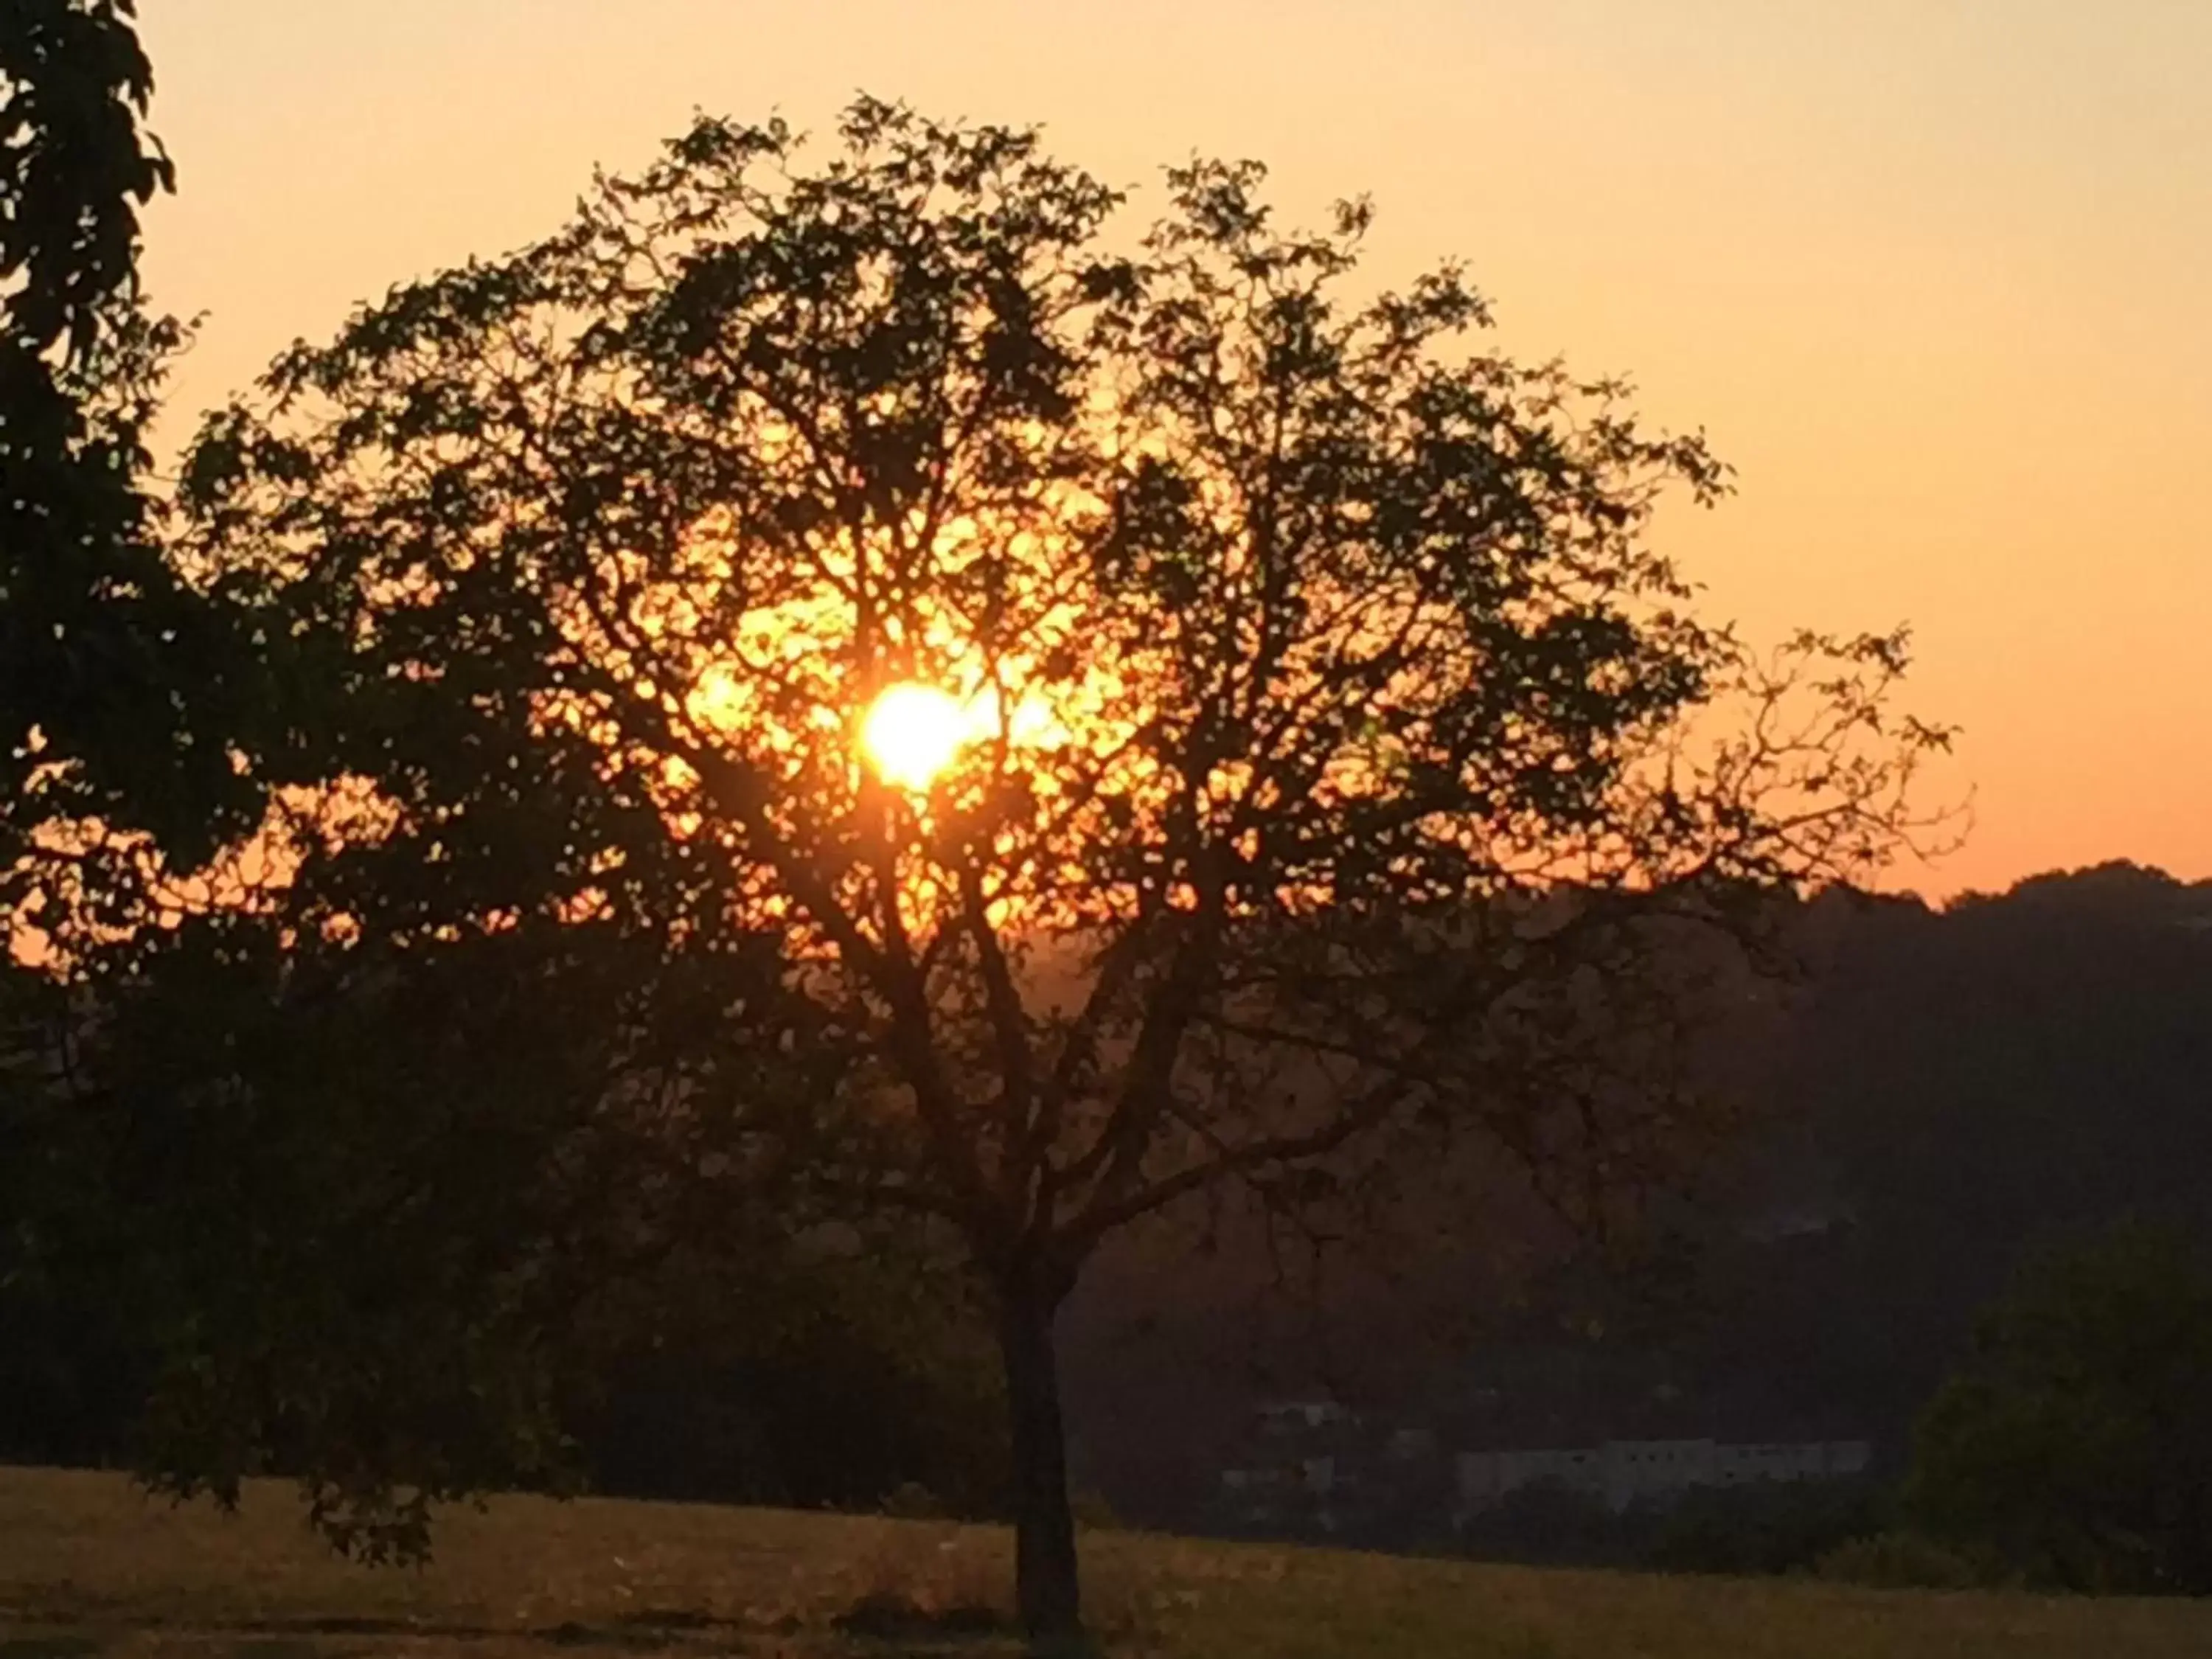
[159,100,1946,1641]
[1,0,260,888]
[1907,1223,2212,1593]
[572,1231,1008,1515]
[1,3,268,1473]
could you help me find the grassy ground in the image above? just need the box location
[4,1467,2209,1658]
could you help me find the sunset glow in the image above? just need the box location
[16,13,2205,1633]
[860,682,977,792]
[129,4,2212,895]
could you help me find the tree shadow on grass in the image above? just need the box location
[0,1604,1043,1657]
[217,1612,758,1651]
[832,1590,1026,1651]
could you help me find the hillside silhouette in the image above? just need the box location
[8,860,2209,1531]
[1057,861,2212,1527]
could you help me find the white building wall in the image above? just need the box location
[1456,1436,1875,1518]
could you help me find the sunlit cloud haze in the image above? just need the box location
[137,1,2212,899]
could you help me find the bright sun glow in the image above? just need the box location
[860,682,976,792]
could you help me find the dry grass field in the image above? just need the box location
[4,1467,2209,1658]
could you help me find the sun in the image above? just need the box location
[860,682,974,792]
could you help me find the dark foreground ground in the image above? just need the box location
[4,1467,2209,1658]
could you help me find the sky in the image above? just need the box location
[133,1,2212,900]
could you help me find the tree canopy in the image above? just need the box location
[1908,1223,2212,1594]
[1,0,260,927]
[55,99,1952,1639]
[1,4,262,1523]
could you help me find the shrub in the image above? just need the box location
[1641,1478,1889,1577]
[1456,1479,1632,1568]
[1815,1529,1990,1590]
[1906,1224,2212,1594]
[882,1480,945,1520]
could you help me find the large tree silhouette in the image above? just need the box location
[1,0,260,889]
[164,101,1946,1639]
[2,3,273,1487]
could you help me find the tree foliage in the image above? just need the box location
[1907,1223,2212,1594]
[1,3,260,1485]
[0,0,260,885]
[116,99,1948,1637]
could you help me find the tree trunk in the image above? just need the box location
[997,1279,1082,1646]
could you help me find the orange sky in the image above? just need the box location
[134,1,2212,900]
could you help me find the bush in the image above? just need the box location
[882,1480,946,1520]
[1455,1479,1632,1568]
[1815,1529,1990,1590]
[1905,1224,2212,1594]
[571,1238,1009,1518]
[1641,1478,1889,1578]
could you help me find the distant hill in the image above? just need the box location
[9,861,2208,1530]
[1062,862,2212,1525]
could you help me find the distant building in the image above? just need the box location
[1454,1436,1871,1520]
[1212,1391,1876,1544]
[1214,1399,1372,1534]
[1255,1398,1351,1436]
[1384,1425,1439,1462]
